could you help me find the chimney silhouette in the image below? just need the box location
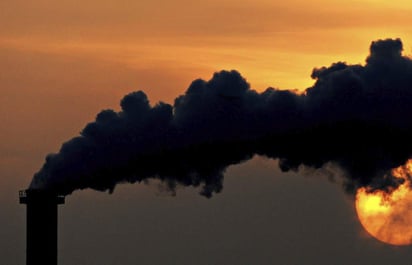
[19,189,65,265]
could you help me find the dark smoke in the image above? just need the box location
[30,38,412,197]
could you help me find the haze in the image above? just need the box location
[2,0,412,264]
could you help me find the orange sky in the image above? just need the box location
[1,0,412,188]
[3,1,412,264]
[1,0,412,92]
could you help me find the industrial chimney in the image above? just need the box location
[19,189,65,265]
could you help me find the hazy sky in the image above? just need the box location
[2,0,412,264]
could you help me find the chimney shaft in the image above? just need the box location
[19,190,65,265]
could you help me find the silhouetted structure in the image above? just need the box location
[19,189,65,265]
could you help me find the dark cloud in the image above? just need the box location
[30,38,412,197]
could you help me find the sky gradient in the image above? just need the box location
[2,0,412,264]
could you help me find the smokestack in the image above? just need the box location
[19,189,65,265]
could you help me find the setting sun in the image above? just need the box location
[356,160,412,246]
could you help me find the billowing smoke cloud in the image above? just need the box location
[30,38,412,197]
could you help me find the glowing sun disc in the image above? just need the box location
[355,160,412,246]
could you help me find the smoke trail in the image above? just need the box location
[30,38,412,197]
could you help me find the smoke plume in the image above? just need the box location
[30,38,412,197]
